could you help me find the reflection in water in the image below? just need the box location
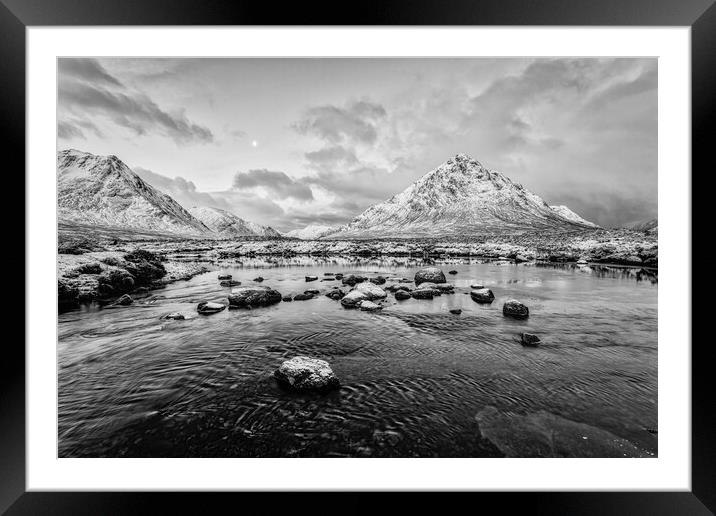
[58,258,657,457]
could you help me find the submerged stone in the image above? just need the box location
[521,333,541,346]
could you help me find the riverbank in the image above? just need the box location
[57,249,209,310]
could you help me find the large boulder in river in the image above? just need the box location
[274,356,340,392]
[340,290,369,308]
[353,282,387,300]
[470,288,495,303]
[197,301,226,314]
[228,286,282,308]
[503,299,529,319]
[342,274,367,286]
[414,267,446,285]
[293,293,314,301]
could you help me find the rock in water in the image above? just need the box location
[341,274,366,286]
[353,282,388,300]
[448,270,458,275]
[218,274,232,280]
[197,301,226,314]
[117,294,133,305]
[228,286,282,308]
[414,267,447,285]
[274,356,340,392]
[253,276,264,282]
[304,289,320,295]
[293,293,314,301]
[450,308,462,315]
[340,290,368,308]
[503,299,529,319]
[395,290,412,300]
[359,300,383,311]
[470,288,495,303]
[470,283,485,289]
[220,279,241,287]
[369,276,387,285]
[325,289,345,300]
[521,333,541,346]
[282,295,293,302]
[305,275,318,282]
[163,312,185,320]
[411,288,435,300]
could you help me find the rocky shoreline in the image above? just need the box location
[132,229,657,267]
[58,249,209,310]
[57,228,657,309]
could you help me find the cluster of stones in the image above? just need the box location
[191,267,540,392]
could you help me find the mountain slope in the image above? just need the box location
[285,224,344,240]
[188,206,281,238]
[549,205,598,228]
[57,149,211,236]
[328,153,598,239]
[627,218,658,233]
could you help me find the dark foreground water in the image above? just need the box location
[58,258,658,458]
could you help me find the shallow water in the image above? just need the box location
[58,258,658,457]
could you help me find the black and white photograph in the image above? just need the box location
[56,57,658,459]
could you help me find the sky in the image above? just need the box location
[57,57,657,231]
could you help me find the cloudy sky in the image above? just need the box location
[58,57,657,231]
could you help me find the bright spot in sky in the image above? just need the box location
[251,140,258,147]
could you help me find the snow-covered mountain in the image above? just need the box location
[549,205,598,228]
[327,153,599,239]
[284,223,344,240]
[189,206,281,238]
[57,149,211,236]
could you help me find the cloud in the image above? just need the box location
[58,58,214,145]
[57,120,86,140]
[58,58,124,87]
[233,169,314,201]
[133,166,231,210]
[58,118,104,140]
[287,58,657,229]
[293,100,386,144]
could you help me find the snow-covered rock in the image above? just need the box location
[326,153,599,238]
[57,149,211,236]
[188,206,280,238]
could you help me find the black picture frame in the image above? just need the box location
[5,0,711,513]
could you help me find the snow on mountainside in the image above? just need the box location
[285,224,344,240]
[189,206,281,238]
[57,149,211,236]
[549,205,599,228]
[328,153,599,239]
